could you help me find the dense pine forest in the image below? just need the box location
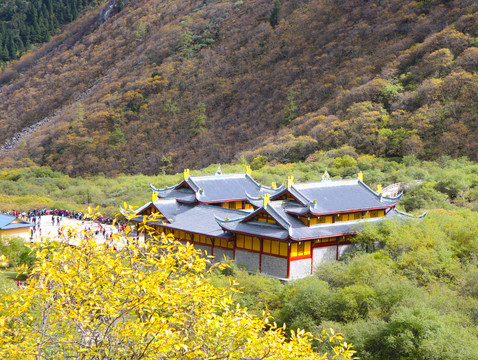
[0,0,476,175]
[0,0,100,63]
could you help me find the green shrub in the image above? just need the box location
[0,237,36,267]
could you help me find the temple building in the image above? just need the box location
[128,169,424,280]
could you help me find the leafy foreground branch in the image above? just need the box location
[0,225,355,359]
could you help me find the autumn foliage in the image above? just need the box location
[0,224,355,359]
[0,0,476,175]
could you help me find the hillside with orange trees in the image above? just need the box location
[0,0,476,175]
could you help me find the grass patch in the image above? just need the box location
[0,269,23,292]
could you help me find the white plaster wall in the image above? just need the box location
[338,244,355,259]
[313,245,337,269]
[289,258,312,279]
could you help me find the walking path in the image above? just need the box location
[29,215,120,246]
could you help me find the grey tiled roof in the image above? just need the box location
[216,201,411,241]
[134,200,248,239]
[288,179,401,215]
[150,185,196,203]
[216,219,290,240]
[151,173,283,204]
[141,173,419,242]
[271,186,310,205]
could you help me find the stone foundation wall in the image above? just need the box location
[261,255,288,279]
[212,247,234,263]
[193,244,213,256]
[235,249,260,272]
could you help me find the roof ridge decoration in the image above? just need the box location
[150,183,176,192]
[261,183,286,191]
[215,166,222,175]
[267,204,292,230]
[322,170,331,181]
[287,175,294,188]
[359,180,403,201]
[119,206,135,217]
[183,169,190,179]
[130,201,153,216]
[309,199,318,211]
[245,166,252,176]
[377,184,383,202]
[269,186,308,206]
[124,201,173,223]
[290,184,313,204]
[238,204,289,231]
[394,208,428,219]
[245,172,262,188]
[191,172,246,180]
[294,179,358,188]
[244,172,284,192]
[245,192,262,202]
[187,177,200,192]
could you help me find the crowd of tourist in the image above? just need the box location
[3,208,115,224]
[1,208,127,241]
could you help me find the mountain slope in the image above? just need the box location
[0,0,476,175]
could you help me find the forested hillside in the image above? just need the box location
[0,0,476,175]
[0,0,100,63]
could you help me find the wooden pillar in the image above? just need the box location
[336,237,339,260]
[259,238,263,273]
[233,234,236,260]
[287,241,291,279]
[310,240,314,274]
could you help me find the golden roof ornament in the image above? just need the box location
[287,176,294,188]
[152,191,158,202]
